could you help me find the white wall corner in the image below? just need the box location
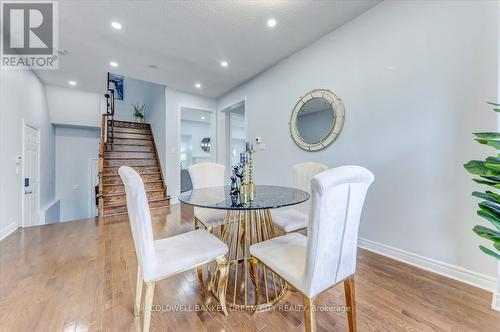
[0,222,18,241]
[358,238,497,295]
[493,261,500,311]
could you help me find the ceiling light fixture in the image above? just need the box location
[220,61,228,67]
[68,80,77,86]
[201,116,206,120]
[111,22,122,30]
[267,18,277,28]
[110,61,119,67]
[195,83,202,89]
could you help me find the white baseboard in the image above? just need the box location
[493,288,500,311]
[0,222,18,241]
[358,237,497,293]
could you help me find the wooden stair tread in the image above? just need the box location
[104,157,157,160]
[102,188,165,197]
[103,172,161,177]
[105,180,162,186]
[104,197,170,209]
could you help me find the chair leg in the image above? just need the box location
[143,282,155,332]
[134,266,143,316]
[196,265,204,284]
[250,257,259,312]
[216,256,229,316]
[303,295,317,332]
[344,277,357,332]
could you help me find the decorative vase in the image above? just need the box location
[135,116,143,123]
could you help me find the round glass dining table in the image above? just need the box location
[179,185,310,312]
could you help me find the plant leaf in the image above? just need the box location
[472,191,500,204]
[473,225,500,243]
[477,208,500,231]
[474,138,500,150]
[474,132,500,139]
[479,201,500,216]
[473,178,500,189]
[479,245,500,260]
[487,101,500,107]
[464,160,497,177]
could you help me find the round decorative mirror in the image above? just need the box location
[289,89,345,151]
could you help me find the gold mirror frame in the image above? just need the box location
[289,89,345,151]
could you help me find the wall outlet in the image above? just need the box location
[73,184,79,190]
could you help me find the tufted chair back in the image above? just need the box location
[119,166,156,279]
[293,162,329,214]
[304,165,374,297]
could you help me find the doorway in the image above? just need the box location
[22,123,40,227]
[88,158,99,218]
[222,101,246,177]
[179,107,216,192]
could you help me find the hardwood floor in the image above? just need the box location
[0,204,498,331]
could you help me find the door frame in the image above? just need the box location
[88,158,99,218]
[218,98,247,179]
[178,105,217,187]
[21,119,41,228]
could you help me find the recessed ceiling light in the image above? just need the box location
[110,61,119,67]
[201,116,206,120]
[111,22,122,30]
[220,61,228,67]
[68,80,77,86]
[195,83,202,89]
[267,18,277,28]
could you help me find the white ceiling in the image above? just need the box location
[35,0,380,97]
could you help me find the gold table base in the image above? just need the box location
[210,209,287,312]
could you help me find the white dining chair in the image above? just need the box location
[250,166,374,332]
[272,162,328,233]
[118,166,230,332]
[188,162,227,233]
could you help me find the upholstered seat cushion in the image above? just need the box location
[194,207,226,228]
[249,233,308,294]
[142,229,228,282]
[272,209,309,233]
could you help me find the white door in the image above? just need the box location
[23,124,40,227]
[88,158,99,217]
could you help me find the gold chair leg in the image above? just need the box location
[216,256,229,316]
[344,277,357,332]
[250,257,259,312]
[143,282,155,332]
[303,296,317,332]
[134,266,143,316]
[196,265,204,284]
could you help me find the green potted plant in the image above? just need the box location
[133,102,145,123]
[463,101,499,311]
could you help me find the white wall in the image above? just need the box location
[142,81,166,181]
[218,0,498,283]
[165,87,217,202]
[114,76,162,122]
[180,119,212,167]
[55,126,99,222]
[0,70,56,237]
[46,85,103,128]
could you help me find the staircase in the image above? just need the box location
[99,119,170,218]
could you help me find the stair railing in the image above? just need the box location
[97,89,115,222]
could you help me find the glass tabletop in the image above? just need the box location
[178,185,310,210]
